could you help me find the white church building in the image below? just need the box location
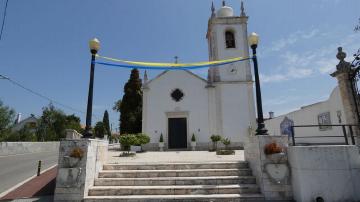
[142,2,257,150]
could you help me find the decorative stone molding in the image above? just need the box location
[244,135,293,200]
[54,139,108,201]
[331,47,360,145]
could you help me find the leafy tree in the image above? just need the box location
[36,104,82,141]
[0,100,15,132]
[94,121,105,138]
[102,110,111,142]
[355,18,360,32]
[11,125,37,142]
[119,69,142,134]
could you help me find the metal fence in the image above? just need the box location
[290,124,358,146]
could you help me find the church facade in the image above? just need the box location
[142,2,256,150]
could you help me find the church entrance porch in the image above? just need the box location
[168,117,187,149]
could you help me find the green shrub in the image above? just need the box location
[191,133,196,142]
[159,133,164,142]
[210,134,222,142]
[210,134,222,151]
[136,133,150,145]
[119,134,137,154]
[222,137,231,150]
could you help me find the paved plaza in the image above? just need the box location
[106,149,245,164]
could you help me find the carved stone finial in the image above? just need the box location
[211,1,215,17]
[240,1,246,17]
[336,47,346,61]
[331,47,352,77]
[144,70,148,83]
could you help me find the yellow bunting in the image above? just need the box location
[96,55,248,67]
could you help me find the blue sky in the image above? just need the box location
[0,0,359,132]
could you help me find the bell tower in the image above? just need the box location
[207,1,252,83]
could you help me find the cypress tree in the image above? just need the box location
[103,110,111,141]
[119,68,142,134]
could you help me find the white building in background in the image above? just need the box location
[142,2,256,150]
[12,114,38,132]
[265,86,353,145]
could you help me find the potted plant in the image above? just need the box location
[264,142,285,162]
[216,137,235,155]
[64,147,84,168]
[159,133,164,151]
[133,133,150,152]
[210,134,222,151]
[191,133,196,151]
[119,134,137,157]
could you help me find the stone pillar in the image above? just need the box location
[244,135,293,200]
[331,47,360,145]
[54,139,108,202]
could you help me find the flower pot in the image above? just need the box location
[131,145,142,152]
[191,141,196,151]
[63,156,81,168]
[159,142,164,151]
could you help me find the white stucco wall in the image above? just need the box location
[288,145,360,201]
[219,82,256,143]
[265,86,351,144]
[142,70,210,148]
[208,17,252,82]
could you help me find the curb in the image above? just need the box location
[0,164,57,199]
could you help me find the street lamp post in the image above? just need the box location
[83,38,100,138]
[249,32,268,135]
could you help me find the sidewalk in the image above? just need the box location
[0,166,57,201]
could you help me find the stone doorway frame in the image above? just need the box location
[165,111,189,150]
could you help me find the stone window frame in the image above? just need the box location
[170,88,185,102]
[318,112,332,131]
[225,30,236,49]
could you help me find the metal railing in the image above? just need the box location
[290,124,358,146]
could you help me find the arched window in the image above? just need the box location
[225,31,236,48]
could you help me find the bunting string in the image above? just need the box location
[95,55,252,70]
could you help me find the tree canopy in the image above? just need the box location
[118,69,142,134]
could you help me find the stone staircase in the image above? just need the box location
[85,161,264,202]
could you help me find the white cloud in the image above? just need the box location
[268,29,319,52]
[262,32,360,83]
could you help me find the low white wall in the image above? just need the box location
[0,142,60,156]
[265,86,350,145]
[54,139,108,201]
[288,145,360,202]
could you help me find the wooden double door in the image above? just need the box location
[168,118,187,149]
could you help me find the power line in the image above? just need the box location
[0,74,99,119]
[0,0,9,42]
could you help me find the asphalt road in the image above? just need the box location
[0,151,58,194]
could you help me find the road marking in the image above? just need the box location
[0,164,57,198]
[0,151,57,158]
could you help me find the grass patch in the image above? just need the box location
[119,152,136,157]
[216,150,235,155]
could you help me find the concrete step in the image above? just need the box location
[84,194,265,202]
[98,168,251,178]
[94,176,257,186]
[88,184,260,196]
[103,162,248,170]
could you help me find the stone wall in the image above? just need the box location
[0,142,59,156]
[244,135,293,200]
[288,145,360,201]
[54,139,108,202]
